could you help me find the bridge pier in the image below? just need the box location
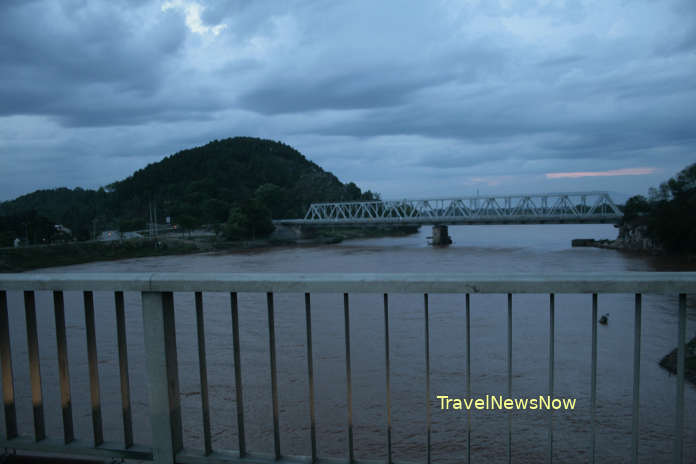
[431,225,452,246]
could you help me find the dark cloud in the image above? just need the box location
[537,55,586,67]
[0,0,189,124]
[0,0,694,201]
[238,71,430,114]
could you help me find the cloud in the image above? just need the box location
[0,0,694,201]
[546,168,657,179]
[161,0,227,36]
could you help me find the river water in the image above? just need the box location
[3,224,695,463]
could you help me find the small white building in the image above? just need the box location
[98,230,144,241]
[54,224,72,235]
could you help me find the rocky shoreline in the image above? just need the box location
[659,336,696,385]
[572,222,696,264]
[571,220,668,253]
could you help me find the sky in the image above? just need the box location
[1,0,695,203]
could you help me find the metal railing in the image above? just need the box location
[0,272,693,464]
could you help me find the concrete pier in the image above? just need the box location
[431,225,452,246]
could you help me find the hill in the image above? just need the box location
[0,137,377,244]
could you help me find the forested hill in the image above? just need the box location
[0,137,377,242]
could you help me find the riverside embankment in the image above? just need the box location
[572,221,696,261]
[0,225,419,272]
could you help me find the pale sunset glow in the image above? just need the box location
[545,168,657,179]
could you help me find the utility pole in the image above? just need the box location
[148,199,159,239]
[149,200,157,239]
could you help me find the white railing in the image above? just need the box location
[0,272,693,464]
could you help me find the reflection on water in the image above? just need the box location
[4,224,696,463]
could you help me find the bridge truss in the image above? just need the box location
[279,192,623,226]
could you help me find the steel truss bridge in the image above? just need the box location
[276,191,623,226]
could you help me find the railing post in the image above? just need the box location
[53,291,74,444]
[115,291,134,449]
[465,294,471,464]
[343,293,354,462]
[424,293,431,464]
[84,291,103,446]
[194,292,212,456]
[548,293,555,464]
[24,291,45,441]
[142,291,182,464]
[0,290,17,439]
[674,294,686,464]
[507,293,512,464]
[590,294,598,464]
[631,294,642,463]
[230,292,246,456]
[305,293,317,463]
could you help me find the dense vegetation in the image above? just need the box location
[0,210,58,248]
[0,137,377,245]
[622,162,696,252]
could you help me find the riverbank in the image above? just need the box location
[0,239,199,272]
[0,225,420,272]
[659,336,696,385]
[571,219,694,257]
[571,238,661,252]
[571,221,661,252]
[573,236,696,259]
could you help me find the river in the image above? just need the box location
[3,224,695,463]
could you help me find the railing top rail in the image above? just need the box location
[1,272,695,294]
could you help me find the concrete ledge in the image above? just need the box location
[0,437,152,461]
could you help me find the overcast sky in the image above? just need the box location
[1,0,694,202]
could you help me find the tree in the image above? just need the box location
[223,199,274,240]
[0,210,55,245]
[202,198,230,224]
[345,182,361,200]
[119,218,146,232]
[223,207,249,240]
[244,199,274,239]
[254,183,287,218]
[622,195,651,222]
[626,162,696,252]
[177,215,198,238]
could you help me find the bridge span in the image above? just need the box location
[275,191,623,245]
[277,191,622,226]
